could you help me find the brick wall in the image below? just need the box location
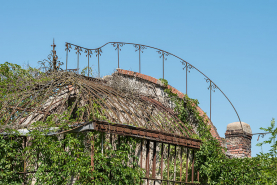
[225,129,252,158]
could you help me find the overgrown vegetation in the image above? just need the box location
[0,63,276,184]
[0,62,144,184]
[0,130,144,184]
[164,82,277,184]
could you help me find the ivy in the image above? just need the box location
[162,78,277,184]
[0,129,144,184]
[1,64,276,184]
[0,63,144,184]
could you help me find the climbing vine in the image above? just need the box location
[0,63,144,185]
[0,118,145,185]
[163,79,277,184]
[1,64,276,184]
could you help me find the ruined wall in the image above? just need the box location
[104,69,254,159]
[225,122,252,158]
[112,69,222,144]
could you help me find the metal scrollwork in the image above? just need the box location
[95,48,102,78]
[65,43,72,52]
[112,43,125,68]
[85,49,92,58]
[134,44,146,73]
[112,42,124,51]
[182,61,194,73]
[157,50,169,60]
[205,78,217,92]
[95,48,102,57]
[134,44,147,53]
[64,41,242,126]
[75,46,82,55]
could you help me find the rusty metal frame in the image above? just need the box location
[1,73,197,139]
[94,121,201,149]
[11,130,200,184]
[65,41,242,128]
[1,40,207,184]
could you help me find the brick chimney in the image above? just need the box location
[225,122,252,158]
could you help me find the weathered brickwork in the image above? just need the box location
[116,69,222,145]
[225,129,252,158]
[115,69,253,158]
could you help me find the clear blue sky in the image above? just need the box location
[1,0,276,156]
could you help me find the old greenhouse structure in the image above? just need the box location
[0,41,252,184]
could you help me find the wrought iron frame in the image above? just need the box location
[7,120,201,184]
[65,41,242,128]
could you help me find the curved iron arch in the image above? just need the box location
[65,41,243,129]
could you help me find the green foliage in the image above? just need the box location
[162,145,196,182]
[159,78,168,87]
[91,134,144,184]
[1,66,276,184]
[0,62,43,97]
[0,132,24,184]
[0,129,144,184]
[81,66,93,77]
[162,79,277,184]
[0,62,144,184]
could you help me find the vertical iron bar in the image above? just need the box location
[191,150,195,183]
[23,136,27,184]
[139,45,141,73]
[91,135,94,176]
[11,137,13,171]
[186,63,188,95]
[163,52,164,79]
[110,134,113,149]
[210,81,212,122]
[140,139,143,168]
[98,49,100,78]
[160,143,164,180]
[77,48,79,74]
[197,171,200,182]
[167,144,170,185]
[173,145,177,184]
[139,140,143,185]
[101,133,104,154]
[63,134,66,167]
[186,148,189,182]
[110,134,112,180]
[180,146,183,182]
[152,142,157,181]
[146,140,150,185]
[88,51,90,77]
[66,46,68,71]
[37,146,39,170]
[117,44,119,68]
[118,135,121,149]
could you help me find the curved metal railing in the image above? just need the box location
[64,41,242,128]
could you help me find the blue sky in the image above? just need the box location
[1,0,276,156]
